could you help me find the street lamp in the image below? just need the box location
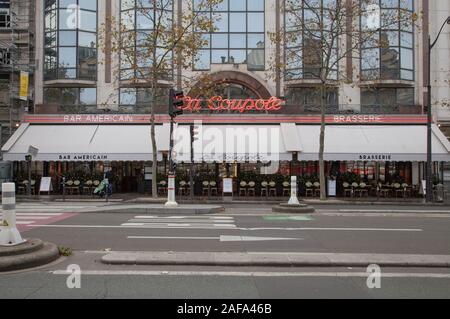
[426,16,450,202]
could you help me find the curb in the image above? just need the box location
[101,252,450,268]
[75,205,225,215]
[0,241,60,272]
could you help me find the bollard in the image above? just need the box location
[0,183,26,246]
[165,175,178,207]
[288,176,300,205]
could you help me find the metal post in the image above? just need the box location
[190,124,194,200]
[0,183,25,246]
[62,176,66,202]
[165,116,178,206]
[426,36,434,203]
[27,159,31,198]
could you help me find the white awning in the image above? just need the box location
[185,125,293,163]
[1,124,171,162]
[297,125,450,162]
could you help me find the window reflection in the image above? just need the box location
[360,0,414,81]
[284,0,338,81]
[193,0,265,71]
[44,0,97,80]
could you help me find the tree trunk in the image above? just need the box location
[319,84,327,201]
[150,81,158,198]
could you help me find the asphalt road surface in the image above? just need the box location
[2,204,450,299]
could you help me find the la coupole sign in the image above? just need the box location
[181,96,284,113]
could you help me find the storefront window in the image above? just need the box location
[284,0,339,81]
[285,87,339,114]
[119,0,174,81]
[193,0,265,71]
[361,87,414,113]
[44,0,98,81]
[360,0,414,81]
[44,87,97,112]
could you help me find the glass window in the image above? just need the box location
[360,0,414,81]
[44,0,98,81]
[193,0,265,71]
[285,87,339,114]
[361,87,415,113]
[229,0,245,11]
[58,31,76,46]
[284,0,338,81]
[119,0,174,81]
[59,47,76,67]
[79,31,96,48]
[79,10,97,32]
[79,0,97,11]
[79,88,97,105]
[120,88,137,105]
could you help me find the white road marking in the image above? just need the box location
[127,236,218,240]
[14,213,65,216]
[27,224,423,232]
[126,235,303,242]
[15,216,52,220]
[15,221,34,225]
[50,270,450,278]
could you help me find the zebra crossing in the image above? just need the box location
[121,215,237,230]
[5,212,78,232]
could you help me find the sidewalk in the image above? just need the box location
[101,251,450,268]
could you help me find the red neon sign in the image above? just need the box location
[181,96,284,113]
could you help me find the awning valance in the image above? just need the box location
[1,124,171,162]
[296,125,450,162]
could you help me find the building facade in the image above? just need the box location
[1,0,450,197]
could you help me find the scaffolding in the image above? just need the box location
[0,0,35,147]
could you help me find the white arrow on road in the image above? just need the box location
[127,235,303,242]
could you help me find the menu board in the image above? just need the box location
[39,177,53,193]
[223,178,233,194]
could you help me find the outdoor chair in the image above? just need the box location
[202,181,210,196]
[247,181,256,196]
[261,181,268,197]
[239,181,247,197]
[313,182,321,197]
[18,181,27,194]
[158,181,167,196]
[269,181,277,197]
[343,182,352,197]
[394,183,403,198]
[83,180,93,195]
[73,180,81,195]
[66,180,74,195]
[179,181,188,196]
[210,181,218,196]
[305,182,314,197]
[401,183,411,198]
[282,181,290,197]
[357,182,369,197]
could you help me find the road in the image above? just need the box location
[1,203,450,299]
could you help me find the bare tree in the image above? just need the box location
[100,0,222,197]
[270,0,416,200]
